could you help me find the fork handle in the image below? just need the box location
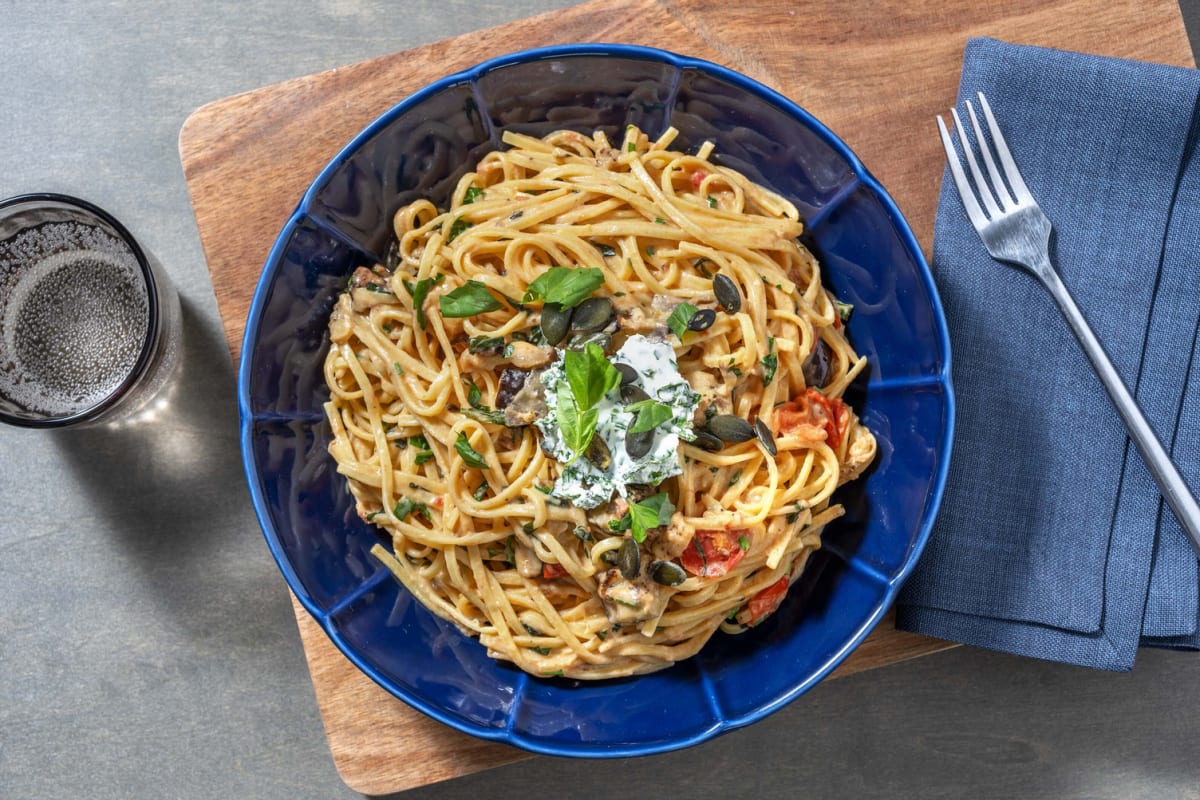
[1037,261,1200,556]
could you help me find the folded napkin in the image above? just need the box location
[896,37,1200,670]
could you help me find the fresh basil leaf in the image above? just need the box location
[393,498,432,522]
[463,381,506,424]
[472,480,490,501]
[455,432,489,469]
[667,302,699,340]
[556,381,597,460]
[626,399,672,433]
[467,335,504,355]
[563,343,620,411]
[447,217,472,241]
[409,273,444,329]
[608,514,631,532]
[440,281,502,317]
[464,406,506,425]
[628,492,674,543]
[408,434,434,465]
[522,267,605,309]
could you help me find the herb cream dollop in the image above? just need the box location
[535,334,699,509]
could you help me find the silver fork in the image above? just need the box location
[939,91,1200,556]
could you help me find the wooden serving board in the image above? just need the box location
[179,0,1193,794]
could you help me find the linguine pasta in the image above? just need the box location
[322,125,876,679]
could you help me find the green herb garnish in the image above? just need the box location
[761,336,778,386]
[463,186,484,204]
[738,534,750,551]
[467,335,504,354]
[522,267,605,309]
[473,481,490,501]
[409,434,434,465]
[667,302,700,340]
[407,273,444,329]
[626,399,672,434]
[463,380,506,425]
[834,300,854,323]
[455,432,489,469]
[555,343,620,460]
[393,498,432,522]
[627,492,674,543]
[447,217,472,241]
[440,280,503,317]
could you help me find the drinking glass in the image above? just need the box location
[0,193,181,428]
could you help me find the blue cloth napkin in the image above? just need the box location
[895,38,1200,670]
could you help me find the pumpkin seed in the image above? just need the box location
[585,434,613,470]
[565,331,611,352]
[802,338,832,388]
[688,308,717,331]
[692,430,723,452]
[617,537,641,579]
[615,363,638,385]
[625,426,655,459]
[649,560,686,587]
[707,414,755,443]
[713,273,742,313]
[620,383,650,405]
[540,302,573,346]
[570,296,614,333]
[754,418,777,456]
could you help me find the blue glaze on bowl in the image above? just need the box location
[239,43,954,757]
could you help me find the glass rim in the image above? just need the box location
[0,192,163,428]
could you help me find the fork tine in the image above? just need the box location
[964,100,1015,210]
[937,114,989,230]
[950,106,1002,218]
[976,92,1033,204]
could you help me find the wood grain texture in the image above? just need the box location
[178,0,1193,794]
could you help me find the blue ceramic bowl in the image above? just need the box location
[240,44,954,757]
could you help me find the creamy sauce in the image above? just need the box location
[535,335,699,508]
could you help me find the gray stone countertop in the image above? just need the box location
[2,3,1199,798]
